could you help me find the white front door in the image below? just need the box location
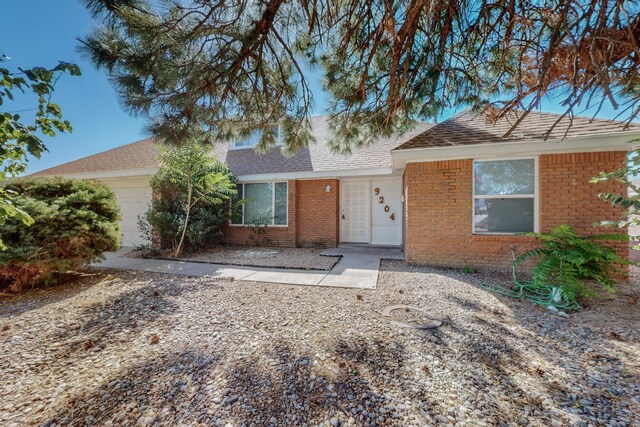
[340,180,371,243]
[371,178,402,245]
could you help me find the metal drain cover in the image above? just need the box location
[381,304,443,329]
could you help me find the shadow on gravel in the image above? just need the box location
[447,295,490,312]
[45,349,224,426]
[47,274,220,358]
[43,338,448,426]
[0,270,107,319]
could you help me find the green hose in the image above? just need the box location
[480,248,581,311]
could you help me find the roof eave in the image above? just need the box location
[392,131,640,171]
[32,167,159,179]
[236,166,395,182]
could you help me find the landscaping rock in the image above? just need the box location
[0,264,637,426]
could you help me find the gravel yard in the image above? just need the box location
[130,246,340,271]
[1,263,638,427]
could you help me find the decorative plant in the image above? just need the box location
[140,141,237,255]
[515,225,631,300]
[0,59,80,249]
[0,177,120,291]
[246,214,274,247]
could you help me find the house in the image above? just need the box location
[32,110,640,269]
[631,178,640,262]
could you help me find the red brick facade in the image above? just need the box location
[224,179,340,248]
[403,151,629,269]
[296,179,340,247]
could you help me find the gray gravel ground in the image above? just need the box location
[130,246,340,271]
[0,263,638,427]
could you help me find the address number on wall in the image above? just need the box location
[374,187,395,221]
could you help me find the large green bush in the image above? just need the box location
[139,142,237,255]
[515,224,631,301]
[0,177,120,291]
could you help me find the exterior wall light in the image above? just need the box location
[325,184,331,193]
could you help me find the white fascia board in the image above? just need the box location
[392,132,640,170]
[236,166,394,182]
[48,168,158,179]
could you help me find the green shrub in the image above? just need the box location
[139,180,232,253]
[0,177,120,291]
[515,224,631,300]
[139,142,237,254]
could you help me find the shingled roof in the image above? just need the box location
[32,116,431,178]
[226,116,431,175]
[32,137,161,176]
[395,109,640,150]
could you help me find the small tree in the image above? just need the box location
[0,60,80,248]
[144,141,237,255]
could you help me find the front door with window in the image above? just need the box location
[340,180,370,243]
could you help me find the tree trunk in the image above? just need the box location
[175,184,192,256]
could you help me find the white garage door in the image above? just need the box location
[101,177,153,247]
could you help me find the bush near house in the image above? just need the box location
[139,142,237,255]
[515,224,631,301]
[0,177,120,291]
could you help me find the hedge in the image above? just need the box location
[0,177,120,291]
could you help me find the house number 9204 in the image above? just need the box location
[374,187,395,221]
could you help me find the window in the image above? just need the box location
[233,126,280,149]
[231,182,288,226]
[473,159,537,234]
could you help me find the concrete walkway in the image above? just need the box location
[93,245,404,289]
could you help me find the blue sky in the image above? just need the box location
[2,1,632,174]
[2,1,147,174]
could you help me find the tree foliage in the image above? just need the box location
[140,141,237,255]
[514,224,630,301]
[80,0,639,153]
[0,60,80,248]
[592,143,640,248]
[0,177,120,292]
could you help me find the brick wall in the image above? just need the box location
[296,179,339,247]
[224,179,339,248]
[404,151,628,269]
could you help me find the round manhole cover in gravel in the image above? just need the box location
[381,305,444,329]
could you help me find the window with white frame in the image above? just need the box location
[231,182,288,226]
[473,158,537,234]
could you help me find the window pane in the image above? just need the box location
[474,198,534,233]
[245,183,273,224]
[274,182,288,225]
[235,130,261,148]
[474,159,535,195]
[230,184,243,224]
[234,127,279,148]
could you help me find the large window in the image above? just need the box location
[473,159,537,234]
[231,182,288,226]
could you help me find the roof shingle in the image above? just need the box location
[32,137,161,176]
[33,116,431,177]
[395,109,640,150]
